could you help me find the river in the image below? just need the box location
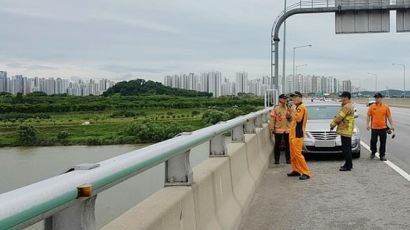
[0,142,210,229]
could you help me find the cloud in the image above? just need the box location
[99,65,168,74]
[0,0,409,90]
[5,63,56,71]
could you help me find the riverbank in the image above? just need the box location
[0,108,206,147]
[0,94,263,147]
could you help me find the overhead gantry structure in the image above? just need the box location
[271,0,410,93]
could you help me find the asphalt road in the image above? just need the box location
[240,147,410,230]
[356,104,410,174]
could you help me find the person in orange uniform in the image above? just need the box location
[287,91,310,180]
[367,93,394,161]
[270,94,292,164]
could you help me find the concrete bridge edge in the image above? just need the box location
[102,125,274,230]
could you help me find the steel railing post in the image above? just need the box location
[165,132,193,186]
[245,118,256,134]
[232,125,245,142]
[255,114,263,128]
[165,151,192,186]
[45,196,97,230]
[210,134,227,156]
[262,112,269,124]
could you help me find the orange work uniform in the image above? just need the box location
[367,103,391,129]
[289,103,310,176]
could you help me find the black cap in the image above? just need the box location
[290,91,303,97]
[339,91,351,99]
[279,94,287,99]
[374,92,383,98]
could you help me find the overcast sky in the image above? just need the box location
[0,0,409,90]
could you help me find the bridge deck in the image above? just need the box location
[239,149,410,230]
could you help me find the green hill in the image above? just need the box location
[103,79,212,97]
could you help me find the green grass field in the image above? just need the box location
[0,108,207,147]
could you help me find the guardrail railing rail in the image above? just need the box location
[0,108,271,230]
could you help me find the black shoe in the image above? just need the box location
[287,171,301,177]
[339,167,351,171]
[340,165,346,169]
[380,156,387,161]
[274,160,280,164]
[370,153,376,159]
[286,159,291,164]
[299,174,310,180]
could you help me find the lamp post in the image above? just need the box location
[295,64,308,93]
[295,64,308,76]
[367,72,378,93]
[392,63,406,98]
[292,45,312,92]
[282,0,287,94]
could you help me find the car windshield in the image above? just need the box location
[307,105,340,120]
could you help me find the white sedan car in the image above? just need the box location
[303,103,361,158]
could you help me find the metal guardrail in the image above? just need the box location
[0,108,271,230]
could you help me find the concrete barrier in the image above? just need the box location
[103,126,274,230]
[244,132,265,182]
[226,142,256,210]
[257,125,274,159]
[101,186,196,230]
[244,127,274,183]
[208,158,242,230]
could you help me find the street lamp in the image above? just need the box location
[392,63,406,98]
[282,0,287,94]
[293,44,312,91]
[367,72,378,92]
[295,64,308,76]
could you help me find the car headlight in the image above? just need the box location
[352,128,360,140]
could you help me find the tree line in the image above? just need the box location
[0,94,263,113]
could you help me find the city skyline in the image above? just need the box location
[4,67,408,98]
[164,71,353,97]
[0,70,115,96]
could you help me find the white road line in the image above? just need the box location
[360,141,410,182]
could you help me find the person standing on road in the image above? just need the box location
[330,92,355,171]
[270,94,292,164]
[287,91,310,180]
[366,93,394,161]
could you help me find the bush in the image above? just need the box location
[225,108,244,119]
[240,105,258,114]
[135,111,146,117]
[110,110,146,118]
[86,138,102,145]
[0,113,50,121]
[123,122,192,142]
[202,109,230,124]
[57,131,70,139]
[16,125,39,145]
[191,110,200,116]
